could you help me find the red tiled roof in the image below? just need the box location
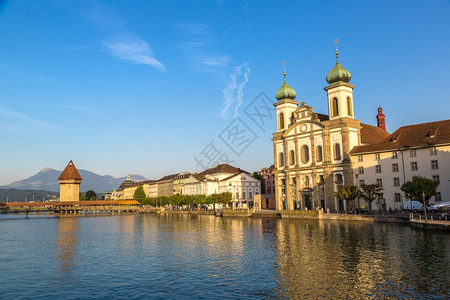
[351,119,450,154]
[360,123,390,144]
[58,160,82,180]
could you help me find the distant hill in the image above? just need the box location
[0,168,147,193]
[0,189,58,203]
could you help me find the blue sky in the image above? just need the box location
[0,0,449,185]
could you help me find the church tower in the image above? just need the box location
[58,160,82,202]
[324,51,354,120]
[274,70,299,132]
[376,106,386,131]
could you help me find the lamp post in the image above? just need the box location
[422,192,428,222]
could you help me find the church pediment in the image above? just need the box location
[283,120,325,137]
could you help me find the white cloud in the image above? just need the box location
[0,105,61,132]
[221,63,251,119]
[176,22,251,119]
[103,35,165,71]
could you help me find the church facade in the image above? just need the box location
[272,51,389,212]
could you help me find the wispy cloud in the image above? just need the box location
[58,0,164,71]
[103,35,165,71]
[176,22,250,119]
[0,105,61,132]
[221,63,251,118]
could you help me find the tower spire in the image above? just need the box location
[334,38,339,62]
[283,60,287,81]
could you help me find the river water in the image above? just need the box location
[0,214,449,299]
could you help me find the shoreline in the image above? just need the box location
[2,208,449,231]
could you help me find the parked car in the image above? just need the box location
[353,208,369,215]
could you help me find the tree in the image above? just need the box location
[79,193,86,201]
[252,172,264,194]
[401,176,438,204]
[334,185,359,210]
[359,184,383,213]
[133,186,146,201]
[85,190,97,200]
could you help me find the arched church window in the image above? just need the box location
[334,143,341,160]
[347,97,352,116]
[290,112,295,125]
[316,145,323,162]
[279,113,284,129]
[279,152,284,167]
[301,145,309,164]
[332,98,339,116]
[289,150,295,165]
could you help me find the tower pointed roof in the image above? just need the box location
[275,71,297,101]
[326,51,352,84]
[58,160,82,180]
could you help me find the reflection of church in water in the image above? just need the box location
[272,50,388,212]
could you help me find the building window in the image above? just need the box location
[393,177,400,187]
[375,153,380,161]
[335,174,343,183]
[332,97,339,116]
[359,179,365,186]
[279,113,284,129]
[432,175,440,184]
[377,179,383,186]
[411,162,418,171]
[319,175,324,183]
[358,155,363,162]
[358,167,364,174]
[290,112,295,125]
[431,160,439,169]
[316,145,323,162]
[347,97,352,116]
[392,163,399,172]
[375,165,382,173]
[392,151,398,159]
[435,192,442,202]
[249,192,252,200]
[395,193,401,202]
[430,147,437,155]
[289,150,295,165]
[301,145,309,164]
[279,153,284,167]
[410,150,416,157]
[334,143,341,160]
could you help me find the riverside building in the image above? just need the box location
[272,50,449,212]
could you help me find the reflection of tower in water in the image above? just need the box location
[56,217,79,276]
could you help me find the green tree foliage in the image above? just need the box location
[79,193,86,201]
[252,172,264,193]
[85,190,97,200]
[401,176,438,204]
[133,186,146,200]
[334,185,359,203]
[359,184,383,213]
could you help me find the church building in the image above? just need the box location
[272,50,389,212]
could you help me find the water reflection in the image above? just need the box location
[56,217,78,280]
[273,220,450,298]
[0,214,448,299]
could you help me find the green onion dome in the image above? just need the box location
[275,72,297,100]
[326,51,351,84]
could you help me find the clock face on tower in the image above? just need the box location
[300,124,307,132]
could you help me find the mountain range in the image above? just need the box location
[0,168,147,193]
